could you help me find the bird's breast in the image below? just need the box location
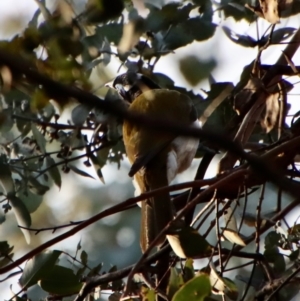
[166,121,200,183]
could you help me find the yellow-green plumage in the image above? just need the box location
[123,89,198,252]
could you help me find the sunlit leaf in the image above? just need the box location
[167,224,212,258]
[172,274,211,301]
[262,92,280,133]
[210,264,238,300]
[183,258,195,282]
[141,286,155,301]
[259,0,280,23]
[118,17,145,56]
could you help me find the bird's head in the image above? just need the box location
[107,72,160,103]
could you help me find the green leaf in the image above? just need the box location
[210,264,238,300]
[167,267,184,300]
[83,0,124,23]
[0,154,14,194]
[0,254,14,268]
[0,107,13,133]
[81,250,88,265]
[28,176,50,195]
[179,56,216,86]
[164,17,216,50]
[87,262,103,277]
[0,241,13,257]
[222,26,257,47]
[69,164,95,179]
[31,123,46,153]
[141,286,155,301]
[39,265,83,295]
[71,104,92,126]
[9,195,31,244]
[145,3,194,32]
[166,224,212,258]
[183,258,195,282]
[95,22,123,45]
[31,88,50,111]
[223,1,255,21]
[16,190,43,213]
[90,153,105,183]
[222,278,239,300]
[46,157,61,189]
[263,27,296,45]
[172,274,211,301]
[19,250,62,288]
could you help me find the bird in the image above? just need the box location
[110,72,200,253]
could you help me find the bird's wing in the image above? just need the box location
[129,137,173,177]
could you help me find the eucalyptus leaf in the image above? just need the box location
[0,241,13,257]
[80,250,88,265]
[71,104,92,126]
[145,2,194,32]
[28,176,49,195]
[267,27,296,44]
[166,224,212,258]
[172,274,211,301]
[38,265,82,295]
[69,164,95,179]
[167,267,184,300]
[17,189,43,213]
[210,264,238,300]
[9,195,31,244]
[31,123,46,153]
[141,286,155,301]
[19,250,62,288]
[0,107,13,133]
[183,258,195,282]
[222,26,257,47]
[90,153,105,183]
[46,157,61,189]
[0,154,14,195]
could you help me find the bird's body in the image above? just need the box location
[122,87,199,252]
[109,72,199,251]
